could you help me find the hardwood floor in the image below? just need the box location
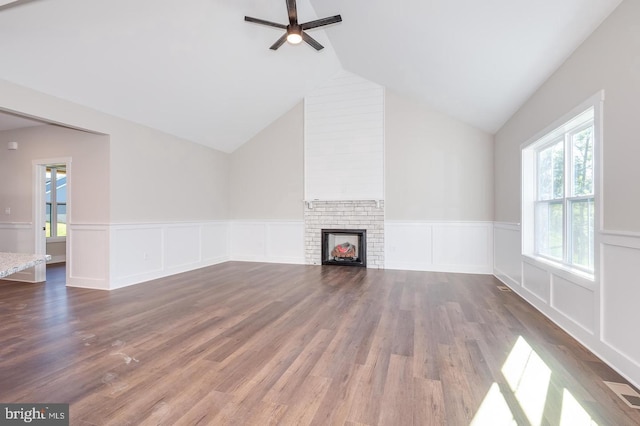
[1,262,639,425]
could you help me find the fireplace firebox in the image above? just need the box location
[321,229,366,267]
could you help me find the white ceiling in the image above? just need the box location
[0,111,43,131]
[0,0,623,152]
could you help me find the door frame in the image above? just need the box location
[33,157,72,283]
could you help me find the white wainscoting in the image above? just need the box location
[0,222,110,288]
[229,221,305,265]
[109,221,229,290]
[494,222,522,287]
[600,231,640,385]
[385,221,494,274]
[494,223,640,388]
[45,239,66,264]
[68,224,110,290]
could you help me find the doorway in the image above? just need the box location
[33,158,71,285]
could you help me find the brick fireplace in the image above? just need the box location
[304,200,384,268]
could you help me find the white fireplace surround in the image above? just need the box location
[304,200,384,268]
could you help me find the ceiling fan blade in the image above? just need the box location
[0,0,39,11]
[244,16,287,29]
[302,32,324,51]
[270,33,288,50]
[301,15,342,30]
[286,0,297,25]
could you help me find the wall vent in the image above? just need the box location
[604,381,640,409]
[497,285,512,292]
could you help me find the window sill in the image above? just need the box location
[522,254,595,290]
[46,237,67,243]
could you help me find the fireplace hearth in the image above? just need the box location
[322,229,366,267]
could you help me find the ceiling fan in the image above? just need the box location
[245,0,341,51]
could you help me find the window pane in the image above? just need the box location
[538,141,564,200]
[570,198,594,270]
[57,203,67,237]
[45,203,52,238]
[572,126,594,196]
[45,169,52,204]
[56,170,67,203]
[535,201,563,259]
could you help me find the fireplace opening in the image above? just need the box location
[321,229,366,267]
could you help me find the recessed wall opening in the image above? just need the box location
[321,229,366,267]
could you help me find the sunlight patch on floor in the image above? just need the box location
[471,336,598,426]
[560,389,598,425]
[501,336,552,425]
[470,383,517,426]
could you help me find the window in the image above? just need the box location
[46,166,67,238]
[522,95,601,276]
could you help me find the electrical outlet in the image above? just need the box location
[4,207,10,215]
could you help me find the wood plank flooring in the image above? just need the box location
[1,262,639,425]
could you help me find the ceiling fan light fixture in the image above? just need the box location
[287,33,302,44]
[287,27,302,45]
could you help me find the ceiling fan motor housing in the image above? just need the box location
[245,0,341,51]
[287,24,303,44]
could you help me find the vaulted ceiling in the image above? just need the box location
[0,0,623,152]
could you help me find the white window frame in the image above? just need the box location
[521,91,603,282]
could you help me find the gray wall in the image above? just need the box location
[385,89,494,221]
[108,124,229,223]
[229,102,304,220]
